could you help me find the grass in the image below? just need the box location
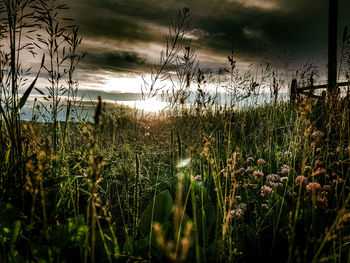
[0,2,349,262]
[1,97,349,262]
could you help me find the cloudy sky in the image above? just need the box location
[59,0,350,94]
[9,0,347,103]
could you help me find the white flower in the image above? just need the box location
[261,185,273,198]
[254,170,264,180]
[194,175,202,183]
[176,158,191,168]
[281,165,290,176]
[280,177,288,183]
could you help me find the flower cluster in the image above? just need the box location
[295,175,308,185]
[257,159,266,166]
[313,167,326,176]
[253,170,264,180]
[311,130,324,140]
[280,177,288,183]
[314,159,324,167]
[265,174,283,189]
[245,166,253,174]
[281,165,290,176]
[230,203,248,220]
[305,165,312,172]
[246,157,254,162]
[194,175,202,183]
[261,185,274,198]
[306,182,322,193]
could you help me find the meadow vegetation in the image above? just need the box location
[0,1,350,262]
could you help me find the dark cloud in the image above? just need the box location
[81,51,149,73]
[64,0,350,75]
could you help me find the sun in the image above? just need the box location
[102,75,170,112]
[118,97,168,113]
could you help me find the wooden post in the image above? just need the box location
[328,0,338,94]
[290,79,297,104]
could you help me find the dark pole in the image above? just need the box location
[328,0,338,93]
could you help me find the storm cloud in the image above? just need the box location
[81,51,149,72]
[62,0,350,84]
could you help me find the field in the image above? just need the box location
[1,97,349,262]
[1,1,350,262]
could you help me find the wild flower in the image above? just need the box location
[311,130,324,140]
[253,170,264,180]
[295,175,308,185]
[200,140,211,158]
[313,167,326,176]
[176,158,191,168]
[230,208,244,220]
[194,175,201,183]
[280,177,288,183]
[245,166,253,174]
[257,159,266,166]
[237,203,247,211]
[306,182,322,193]
[314,159,324,167]
[261,185,273,198]
[235,195,242,201]
[305,165,312,172]
[281,165,290,175]
[246,157,254,162]
[284,151,292,158]
[346,146,350,153]
[230,203,247,220]
[315,196,328,209]
[266,174,283,188]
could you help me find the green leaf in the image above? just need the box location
[122,237,134,255]
[18,54,45,110]
[5,147,11,166]
[0,201,24,256]
[139,190,173,236]
[0,201,24,228]
[9,220,21,258]
[48,214,87,259]
[205,202,216,226]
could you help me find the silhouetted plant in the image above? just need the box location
[0,0,44,201]
[33,0,83,153]
[142,7,191,100]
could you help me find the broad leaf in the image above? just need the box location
[139,190,173,236]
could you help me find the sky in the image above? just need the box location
[62,0,350,92]
[4,0,350,112]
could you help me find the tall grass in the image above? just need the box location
[0,3,349,263]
